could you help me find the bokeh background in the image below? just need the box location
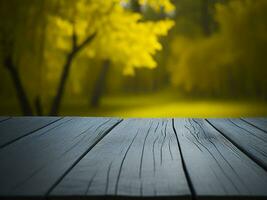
[0,0,267,117]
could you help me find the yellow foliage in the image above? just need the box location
[168,0,267,97]
[89,14,174,75]
[46,0,174,76]
[169,35,235,93]
[139,0,175,13]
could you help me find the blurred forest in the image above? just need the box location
[0,0,267,117]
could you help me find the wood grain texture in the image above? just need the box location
[208,118,267,170]
[51,118,190,199]
[0,116,10,123]
[0,116,60,148]
[0,117,121,197]
[242,118,267,133]
[173,118,267,199]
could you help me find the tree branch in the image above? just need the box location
[4,56,33,116]
[71,22,78,50]
[74,32,97,54]
[49,31,97,116]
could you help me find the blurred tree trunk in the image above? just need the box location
[131,0,141,13]
[4,56,33,116]
[35,96,43,116]
[49,28,96,116]
[49,52,75,116]
[201,0,211,36]
[130,0,141,93]
[35,0,47,116]
[90,60,110,107]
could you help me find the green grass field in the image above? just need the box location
[61,93,267,117]
[1,92,267,117]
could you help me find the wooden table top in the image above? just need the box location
[0,117,266,199]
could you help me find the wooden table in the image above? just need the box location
[0,117,266,199]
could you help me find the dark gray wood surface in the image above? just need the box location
[242,118,267,133]
[208,118,267,170]
[0,117,267,200]
[0,116,60,148]
[0,116,10,123]
[51,118,191,199]
[0,117,121,196]
[173,118,267,198]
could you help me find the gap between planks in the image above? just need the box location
[50,118,191,199]
[240,118,267,133]
[0,117,63,149]
[45,119,123,196]
[0,117,122,197]
[0,116,11,123]
[171,118,197,200]
[0,117,266,200]
[206,118,267,172]
[174,118,267,198]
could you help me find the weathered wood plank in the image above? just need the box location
[208,118,267,170]
[173,118,267,199]
[0,116,10,123]
[51,118,190,199]
[0,117,121,197]
[242,118,267,133]
[0,116,61,148]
